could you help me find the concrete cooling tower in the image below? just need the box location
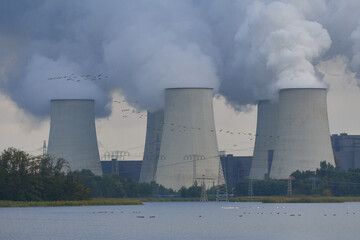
[47,99,102,175]
[139,110,164,183]
[155,88,220,190]
[249,100,278,180]
[269,88,335,179]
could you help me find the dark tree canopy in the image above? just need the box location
[0,148,90,201]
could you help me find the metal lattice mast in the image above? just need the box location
[200,178,208,202]
[42,140,47,157]
[196,175,213,202]
[216,159,228,202]
[310,177,317,190]
[287,176,293,197]
[248,179,254,197]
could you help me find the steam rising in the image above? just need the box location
[0,0,360,116]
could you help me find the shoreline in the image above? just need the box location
[2,196,360,207]
[228,196,360,203]
[0,199,143,208]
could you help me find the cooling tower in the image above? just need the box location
[249,100,278,179]
[47,99,102,175]
[269,88,335,179]
[139,110,164,183]
[155,88,220,190]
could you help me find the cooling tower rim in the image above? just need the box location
[51,99,95,102]
[279,88,327,92]
[165,87,213,90]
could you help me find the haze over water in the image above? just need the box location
[1,202,359,240]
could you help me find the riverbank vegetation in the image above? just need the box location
[0,148,90,201]
[2,148,360,205]
[0,198,142,207]
[233,161,360,197]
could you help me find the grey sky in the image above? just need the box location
[1,1,360,158]
[1,56,359,160]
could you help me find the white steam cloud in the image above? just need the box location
[0,0,360,116]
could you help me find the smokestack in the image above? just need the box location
[155,88,220,190]
[269,88,335,179]
[47,99,102,175]
[139,110,164,183]
[249,100,278,179]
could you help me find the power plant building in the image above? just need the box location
[139,110,164,183]
[269,88,335,179]
[220,153,252,188]
[155,88,220,190]
[331,133,360,170]
[249,100,278,179]
[47,99,102,175]
[101,160,142,181]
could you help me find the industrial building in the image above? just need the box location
[249,100,278,180]
[220,153,252,188]
[139,110,164,183]
[47,99,102,175]
[155,88,221,190]
[269,88,335,179]
[101,160,142,181]
[331,133,360,170]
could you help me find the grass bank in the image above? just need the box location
[229,196,360,203]
[140,196,360,203]
[0,198,143,208]
[3,196,360,207]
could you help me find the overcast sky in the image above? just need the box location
[1,55,360,160]
[1,1,360,159]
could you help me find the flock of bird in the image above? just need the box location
[47,73,108,82]
[46,74,265,140]
[47,74,273,157]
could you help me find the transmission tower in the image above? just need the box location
[183,154,205,184]
[196,175,213,202]
[42,140,47,157]
[287,176,293,197]
[248,178,254,197]
[309,177,317,190]
[216,159,228,202]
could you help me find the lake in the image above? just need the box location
[0,201,359,240]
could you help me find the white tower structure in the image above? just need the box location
[249,100,278,179]
[47,99,102,175]
[139,110,164,183]
[155,88,220,190]
[269,88,335,179]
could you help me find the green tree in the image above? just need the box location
[0,148,90,201]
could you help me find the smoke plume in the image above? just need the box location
[0,0,360,116]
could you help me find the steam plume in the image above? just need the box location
[0,0,360,116]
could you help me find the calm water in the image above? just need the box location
[0,201,359,240]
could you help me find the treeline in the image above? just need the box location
[73,171,212,198]
[0,148,90,201]
[72,170,176,198]
[5,147,360,201]
[0,148,180,201]
[291,161,360,196]
[233,161,360,197]
[0,148,179,201]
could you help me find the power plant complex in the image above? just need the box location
[139,110,164,183]
[249,100,278,180]
[45,87,340,188]
[250,88,335,180]
[47,99,103,175]
[154,88,220,190]
[269,88,335,179]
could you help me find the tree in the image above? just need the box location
[0,148,90,201]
